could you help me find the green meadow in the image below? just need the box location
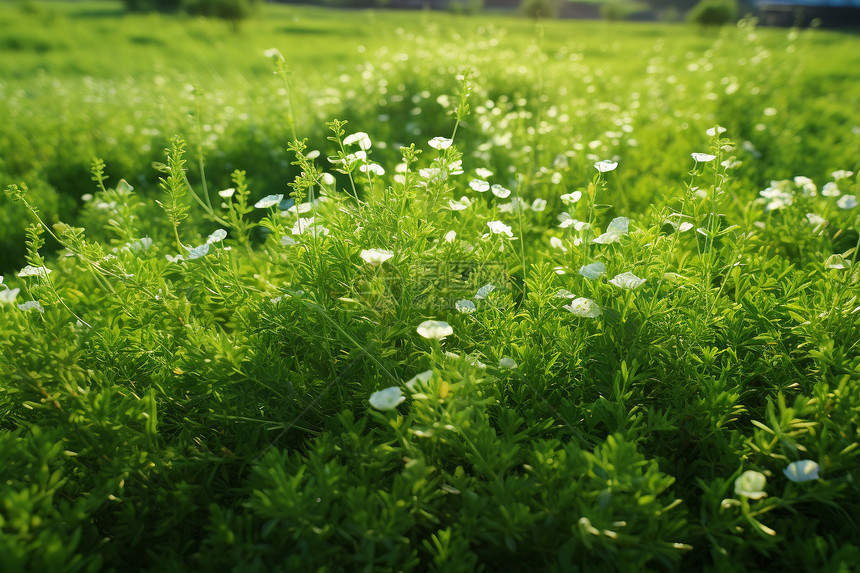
[1,1,859,570]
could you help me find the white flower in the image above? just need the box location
[499,356,518,369]
[455,299,476,314]
[560,191,582,205]
[822,182,841,197]
[281,235,297,246]
[664,218,694,232]
[186,243,210,260]
[550,237,567,252]
[292,217,320,235]
[593,217,629,244]
[359,163,385,176]
[207,229,227,244]
[428,136,453,150]
[18,300,44,312]
[470,179,490,192]
[406,370,433,392]
[499,198,527,214]
[563,297,601,318]
[825,254,851,270]
[0,287,20,304]
[360,249,394,266]
[417,320,453,340]
[18,265,51,278]
[254,194,283,209]
[343,132,372,150]
[218,188,236,198]
[126,238,152,252]
[263,48,282,58]
[734,470,767,499]
[837,195,857,209]
[475,284,495,299]
[475,167,493,178]
[609,272,645,289]
[594,160,618,173]
[706,125,727,136]
[531,198,547,211]
[444,230,457,242]
[491,184,511,199]
[286,197,328,215]
[369,387,405,411]
[419,167,445,182]
[831,170,854,180]
[449,196,472,211]
[805,213,826,227]
[579,262,606,280]
[783,460,820,482]
[691,153,717,163]
[558,213,589,231]
[794,176,817,196]
[487,221,513,237]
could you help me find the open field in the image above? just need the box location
[1,2,860,571]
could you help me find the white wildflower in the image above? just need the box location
[0,288,20,304]
[18,265,51,278]
[487,221,513,237]
[491,184,511,199]
[369,387,405,411]
[783,460,820,482]
[18,300,44,312]
[594,160,618,173]
[531,198,547,211]
[734,470,767,500]
[579,262,606,280]
[343,132,372,150]
[837,195,857,209]
[428,137,453,150]
[207,229,227,244]
[254,194,283,209]
[563,297,601,318]
[455,299,476,314]
[475,284,495,299]
[417,320,454,340]
[822,182,840,197]
[406,370,433,392]
[609,272,645,289]
[470,179,490,192]
[691,153,717,163]
[360,249,394,266]
[593,217,629,244]
[560,191,582,205]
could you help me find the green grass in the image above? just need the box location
[1,2,860,571]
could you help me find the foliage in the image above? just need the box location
[687,0,737,26]
[1,2,860,571]
[122,0,260,28]
[520,0,559,18]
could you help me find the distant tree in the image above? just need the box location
[183,0,261,29]
[687,0,737,25]
[520,0,559,18]
[123,0,180,12]
[448,0,485,14]
[122,0,261,29]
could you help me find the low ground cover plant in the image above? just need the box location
[1,2,859,571]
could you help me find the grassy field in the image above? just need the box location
[2,1,860,571]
